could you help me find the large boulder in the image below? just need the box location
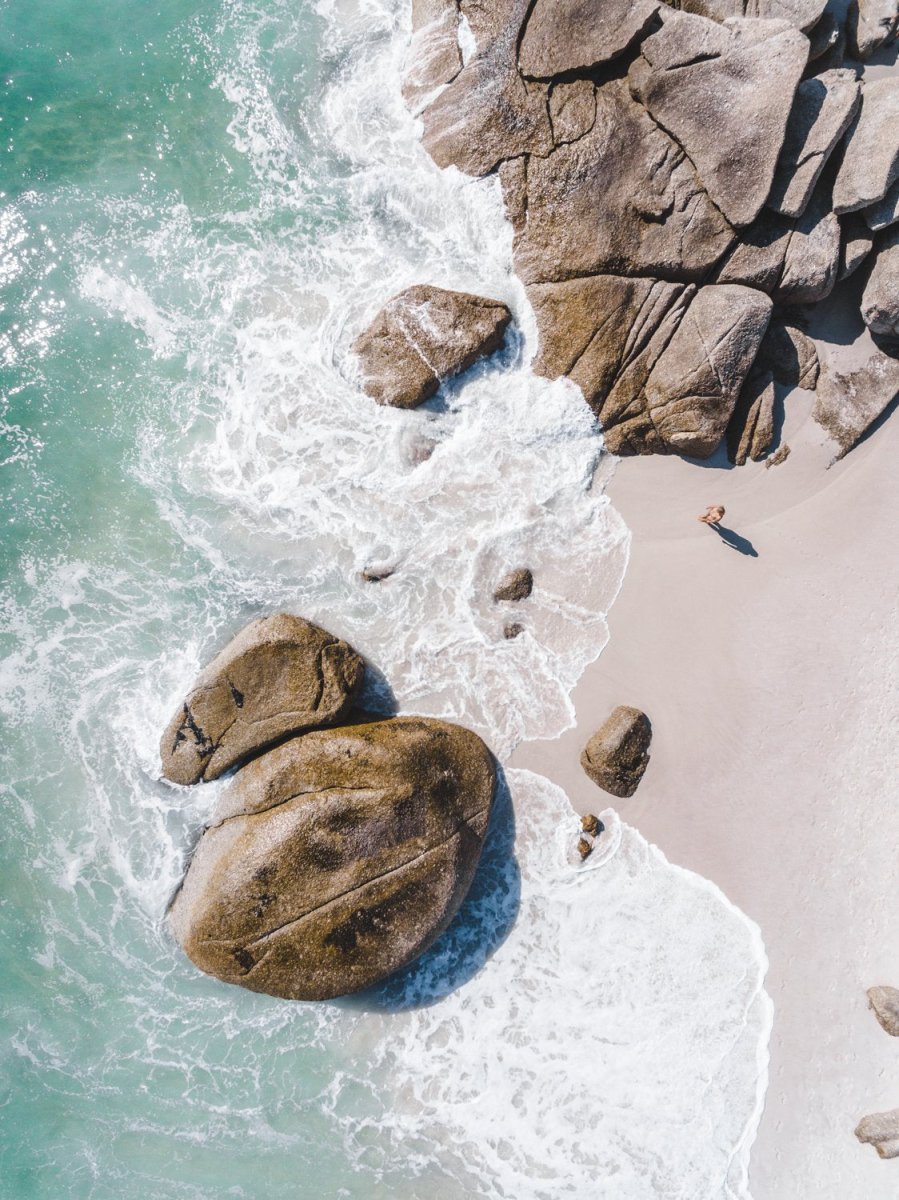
[160,615,364,786]
[629,10,809,227]
[353,286,512,409]
[519,0,659,76]
[862,225,899,337]
[813,331,899,458]
[768,70,861,219]
[856,1109,899,1159]
[169,716,496,1001]
[848,0,899,58]
[832,78,899,215]
[868,985,899,1035]
[581,706,653,798]
[661,0,826,30]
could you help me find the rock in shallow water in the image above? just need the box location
[160,614,364,786]
[170,716,496,1000]
[581,706,652,798]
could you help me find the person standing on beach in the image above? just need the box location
[698,504,726,526]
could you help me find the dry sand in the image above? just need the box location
[513,326,899,1194]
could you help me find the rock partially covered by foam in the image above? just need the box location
[581,706,652,798]
[868,985,899,1035]
[493,567,533,602]
[160,615,364,786]
[353,285,512,409]
[169,716,495,1000]
[856,1108,899,1158]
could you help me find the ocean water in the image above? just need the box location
[0,1,771,1196]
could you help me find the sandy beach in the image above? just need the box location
[513,329,899,1195]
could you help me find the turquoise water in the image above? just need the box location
[0,1,770,1196]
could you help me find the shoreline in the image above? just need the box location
[512,376,899,1196]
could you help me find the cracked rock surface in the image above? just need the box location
[160,614,364,786]
[169,715,495,1001]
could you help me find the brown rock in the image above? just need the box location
[519,0,659,77]
[862,225,899,337]
[630,10,809,227]
[765,442,791,466]
[581,706,653,798]
[493,567,533,602]
[353,285,512,409]
[726,369,777,464]
[160,615,364,787]
[757,315,820,388]
[813,331,899,458]
[503,622,525,640]
[832,78,899,216]
[855,1109,899,1158]
[169,716,496,1001]
[402,0,463,111]
[868,985,899,1035]
[577,836,594,860]
[661,0,826,31]
[768,70,861,219]
[581,813,603,836]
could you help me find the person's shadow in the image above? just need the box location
[711,524,758,557]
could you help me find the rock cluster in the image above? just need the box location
[163,616,496,1000]
[581,706,653,798]
[394,0,899,460]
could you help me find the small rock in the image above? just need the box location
[856,1109,899,1158]
[361,565,395,583]
[581,813,604,837]
[503,622,525,641]
[757,316,820,389]
[581,706,652,799]
[577,837,594,861]
[493,567,534,603]
[765,443,791,467]
[520,0,659,77]
[868,985,899,1035]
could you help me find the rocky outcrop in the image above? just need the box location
[353,286,512,409]
[849,0,899,58]
[868,985,899,1035]
[662,0,827,30]
[581,706,653,798]
[862,226,899,336]
[520,0,659,77]
[768,70,860,219]
[832,79,899,215]
[726,369,776,464]
[629,11,808,228]
[813,333,899,458]
[160,615,364,786]
[493,567,533,602]
[170,716,495,1000]
[856,1109,899,1158]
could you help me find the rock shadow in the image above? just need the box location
[711,524,758,557]
[338,763,521,1012]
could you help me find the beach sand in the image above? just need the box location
[512,343,899,1195]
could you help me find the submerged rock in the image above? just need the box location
[581,706,653,798]
[170,716,495,1000]
[160,615,364,786]
[493,568,533,603]
[353,285,512,409]
[856,1108,899,1158]
[868,985,899,1035]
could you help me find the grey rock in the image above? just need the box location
[510,78,734,286]
[840,212,876,279]
[806,10,842,61]
[757,315,820,388]
[353,285,512,409]
[832,78,899,215]
[726,368,777,463]
[865,177,899,232]
[862,226,899,336]
[662,0,827,30]
[160,615,365,786]
[493,567,533,602]
[520,0,659,77]
[868,985,899,1036]
[848,0,899,58]
[630,10,809,227]
[813,331,899,457]
[768,70,860,218]
[856,1109,899,1159]
[581,706,653,798]
[169,716,495,1000]
[548,80,597,147]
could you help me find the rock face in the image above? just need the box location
[832,79,899,215]
[581,706,653,798]
[813,333,899,458]
[856,1109,899,1158]
[629,11,809,227]
[170,716,496,1000]
[520,0,659,76]
[353,286,512,409]
[160,615,364,786]
[868,985,899,1035]
[862,225,899,336]
[726,369,777,464]
[757,315,820,388]
[849,0,899,58]
[493,567,533,602]
[866,177,899,232]
[768,70,860,219]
